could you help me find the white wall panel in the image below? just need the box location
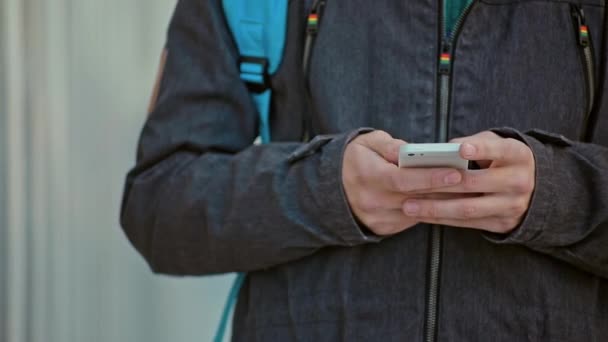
[1,1,236,341]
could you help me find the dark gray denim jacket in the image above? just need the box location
[121,0,608,340]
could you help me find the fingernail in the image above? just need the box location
[444,172,461,185]
[404,201,420,215]
[462,143,476,158]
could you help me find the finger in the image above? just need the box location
[417,167,533,194]
[357,131,407,165]
[413,216,519,233]
[452,132,531,164]
[409,192,482,200]
[356,188,479,215]
[450,130,499,144]
[402,194,525,220]
[354,190,411,213]
[367,190,481,206]
[362,209,418,236]
[381,166,463,193]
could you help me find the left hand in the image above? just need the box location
[402,131,536,234]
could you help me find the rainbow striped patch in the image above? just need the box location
[580,25,589,37]
[308,14,319,26]
[440,53,451,65]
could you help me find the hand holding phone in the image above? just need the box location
[400,131,536,234]
[342,131,465,236]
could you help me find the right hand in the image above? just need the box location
[342,131,465,236]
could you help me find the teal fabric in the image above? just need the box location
[221,0,289,143]
[214,274,245,342]
[222,0,288,75]
[444,0,473,37]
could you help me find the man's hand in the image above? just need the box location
[402,131,536,234]
[342,131,464,236]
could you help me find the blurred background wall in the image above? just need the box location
[1,0,235,341]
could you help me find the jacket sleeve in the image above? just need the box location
[119,0,379,276]
[486,127,608,279]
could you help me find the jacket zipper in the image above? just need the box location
[302,0,326,142]
[571,4,596,141]
[425,2,476,342]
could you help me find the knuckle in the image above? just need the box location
[384,142,397,157]
[511,173,534,193]
[520,145,533,161]
[506,138,530,160]
[371,130,391,141]
[482,131,499,139]
[462,204,477,219]
[423,203,438,219]
[510,199,528,216]
[501,139,516,160]
[515,146,530,162]
[505,137,520,145]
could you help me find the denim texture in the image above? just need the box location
[121,0,608,340]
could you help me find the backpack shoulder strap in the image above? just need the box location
[222,0,289,143]
[213,2,289,342]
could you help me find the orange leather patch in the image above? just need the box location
[147,48,168,115]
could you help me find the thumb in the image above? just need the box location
[356,131,406,165]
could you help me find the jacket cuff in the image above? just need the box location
[290,128,382,246]
[483,127,569,247]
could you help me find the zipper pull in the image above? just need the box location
[307,0,326,36]
[572,5,589,47]
[439,41,451,74]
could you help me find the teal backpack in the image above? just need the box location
[213,1,287,341]
[215,1,325,340]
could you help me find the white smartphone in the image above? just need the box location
[398,143,469,170]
